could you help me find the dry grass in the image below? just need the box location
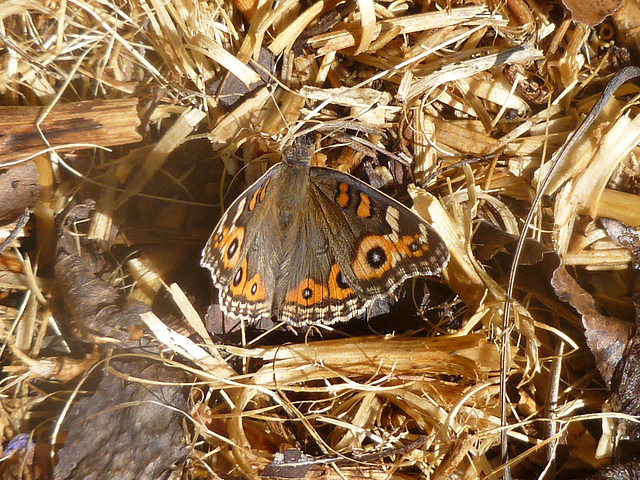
[0,0,638,478]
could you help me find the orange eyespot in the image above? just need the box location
[229,259,266,301]
[220,226,245,270]
[285,278,328,306]
[352,235,395,280]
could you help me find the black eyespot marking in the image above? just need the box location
[366,246,387,268]
[227,237,239,259]
[302,287,313,300]
[233,268,243,286]
[336,270,350,290]
[251,283,258,295]
[409,241,420,252]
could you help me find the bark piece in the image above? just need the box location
[0,162,39,223]
[0,99,141,164]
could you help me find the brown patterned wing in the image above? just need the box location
[201,163,285,324]
[308,166,449,300]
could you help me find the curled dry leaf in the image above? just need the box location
[503,64,552,105]
[561,0,623,26]
[473,221,554,266]
[211,47,276,108]
[551,266,631,387]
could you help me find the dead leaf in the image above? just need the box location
[551,266,632,386]
[561,0,623,26]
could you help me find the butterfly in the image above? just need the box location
[201,137,449,327]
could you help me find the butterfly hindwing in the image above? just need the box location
[273,203,369,325]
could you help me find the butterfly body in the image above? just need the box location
[202,143,449,327]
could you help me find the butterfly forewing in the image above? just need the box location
[201,164,286,324]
